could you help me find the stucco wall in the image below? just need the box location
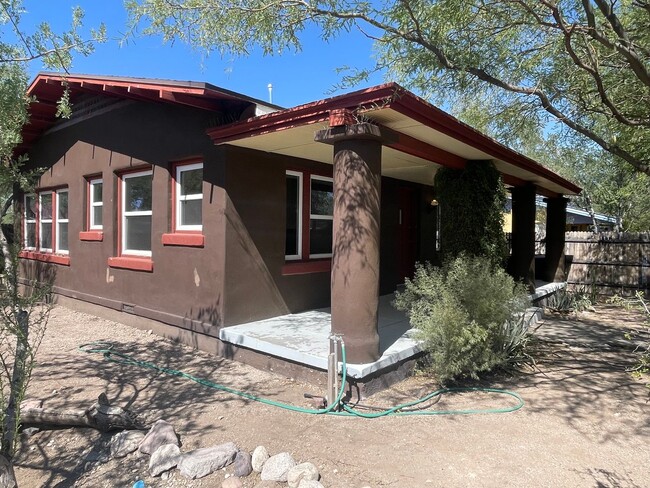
[20,100,228,335]
[20,98,438,333]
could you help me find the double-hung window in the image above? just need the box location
[56,189,69,254]
[39,192,53,252]
[308,176,334,258]
[175,162,203,231]
[285,171,303,260]
[89,178,103,229]
[284,170,334,261]
[24,194,37,249]
[22,189,69,259]
[121,170,153,256]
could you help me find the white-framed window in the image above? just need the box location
[309,175,334,258]
[121,170,153,256]
[56,189,69,254]
[89,178,103,229]
[39,191,53,252]
[175,162,203,231]
[24,194,36,249]
[285,171,303,260]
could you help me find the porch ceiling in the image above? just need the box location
[219,106,575,195]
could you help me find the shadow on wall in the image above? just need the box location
[224,195,289,324]
[19,260,58,299]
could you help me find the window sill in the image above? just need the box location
[19,250,70,266]
[107,256,154,272]
[162,233,204,247]
[282,259,331,275]
[79,231,104,241]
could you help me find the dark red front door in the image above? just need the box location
[398,187,418,282]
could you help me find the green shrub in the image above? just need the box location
[394,254,530,383]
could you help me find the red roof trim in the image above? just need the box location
[17,72,270,157]
[207,82,580,195]
[206,83,400,144]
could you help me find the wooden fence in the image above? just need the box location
[562,232,650,296]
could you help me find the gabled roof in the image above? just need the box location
[207,83,581,197]
[17,72,280,155]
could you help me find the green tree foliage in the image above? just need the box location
[394,255,530,383]
[0,1,103,480]
[127,0,650,177]
[434,161,507,266]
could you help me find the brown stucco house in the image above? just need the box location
[17,73,579,381]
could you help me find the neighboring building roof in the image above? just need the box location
[20,73,580,197]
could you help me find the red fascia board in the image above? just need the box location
[207,83,401,144]
[389,93,581,194]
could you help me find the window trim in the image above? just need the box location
[20,188,71,266]
[89,178,103,230]
[174,161,203,232]
[285,170,303,261]
[38,191,53,253]
[283,169,333,272]
[308,175,334,259]
[55,188,69,255]
[120,169,153,258]
[23,194,36,250]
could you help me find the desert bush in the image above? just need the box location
[394,254,530,383]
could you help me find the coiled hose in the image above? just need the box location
[79,341,523,417]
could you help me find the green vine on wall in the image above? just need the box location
[434,161,507,268]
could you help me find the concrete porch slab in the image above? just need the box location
[219,294,418,379]
[219,283,565,380]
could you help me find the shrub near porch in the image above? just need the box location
[395,255,530,383]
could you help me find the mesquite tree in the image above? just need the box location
[127,0,650,178]
[1,1,103,483]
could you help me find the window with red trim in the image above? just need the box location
[120,170,153,257]
[285,170,334,261]
[174,162,203,231]
[162,161,204,247]
[22,189,70,263]
[89,178,103,229]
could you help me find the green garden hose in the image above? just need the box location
[78,342,524,417]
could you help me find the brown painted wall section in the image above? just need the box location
[20,99,437,334]
[21,101,227,336]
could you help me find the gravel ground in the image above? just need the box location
[11,304,650,488]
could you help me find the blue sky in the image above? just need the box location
[14,1,386,107]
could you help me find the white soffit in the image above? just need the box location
[223,106,575,193]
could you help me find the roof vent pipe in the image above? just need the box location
[267,83,273,104]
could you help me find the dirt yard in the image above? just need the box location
[12,304,650,488]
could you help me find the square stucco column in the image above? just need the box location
[509,184,537,291]
[315,122,383,363]
[543,196,568,282]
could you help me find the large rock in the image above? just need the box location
[222,477,243,488]
[287,462,319,488]
[110,430,145,458]
[139,420,179,455]
[260,452,296,482]
[251,445,270,472]
[177,442,237,479]
[149,444,181,476]
[298,481,324,488]
[234,450,253,477]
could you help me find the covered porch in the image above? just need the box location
[219,282,561,383]
[210,83,580,366]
